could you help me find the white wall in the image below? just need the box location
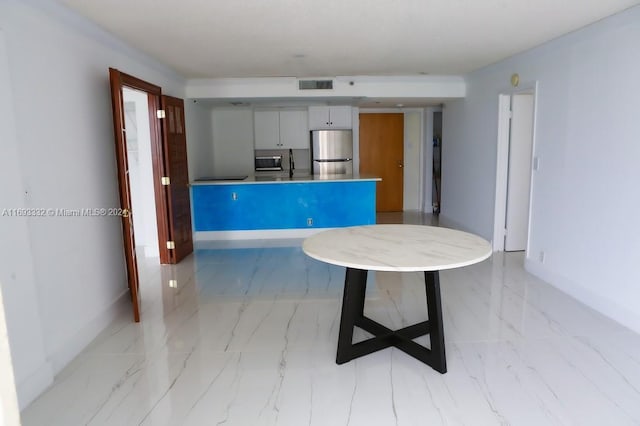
[441,6,640,333]
[211,108,254,175]
[0,0,184,408]
[0,286,20,426]
[0,26,53,412]
[184,100,215,179]
[403,111,422,211]
[0,28,47,421]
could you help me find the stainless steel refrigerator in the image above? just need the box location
[311,130,353,175]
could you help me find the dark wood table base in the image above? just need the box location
[336,268,447,373]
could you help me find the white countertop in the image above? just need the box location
[192,173,381,185]
[302,224,492,272]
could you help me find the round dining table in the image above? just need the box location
[303,224,492,373]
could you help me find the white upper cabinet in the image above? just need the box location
[308,106,352,130]
[254,111,280,149]
[279,110,309,149]
[254,109,309,149]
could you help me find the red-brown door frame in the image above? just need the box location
[110,69,176,322]
[111,69,172,264]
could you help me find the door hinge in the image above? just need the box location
[157,109,166,119]
[166,241,175,250]
[508,110,513,119]
[161,176,170,186]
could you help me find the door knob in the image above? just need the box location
[397,162,404,168]
[122,208,130,218]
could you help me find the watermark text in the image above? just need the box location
[1,208,127,217]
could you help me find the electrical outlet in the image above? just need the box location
[231,192,238,201]
[539,251,545,263]
[307,218,313,226]
[169,279,178,288]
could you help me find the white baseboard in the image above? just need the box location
[194,228,332,241]
[525,258,640,335]
[15,360,54,410]
[47,290,130,376]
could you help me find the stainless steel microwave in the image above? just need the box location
[255,155,283,171]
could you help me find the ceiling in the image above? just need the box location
[59,0,639,79]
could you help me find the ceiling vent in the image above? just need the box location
[298,79,333,90]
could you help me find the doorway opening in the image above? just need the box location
[109,69,194,322]
[493,87,537,253]
[123,88,161,261]
[432,111,442,214]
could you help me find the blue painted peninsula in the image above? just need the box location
[191,174,381,239]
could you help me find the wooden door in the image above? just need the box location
[359,113,404,211]
[109,69,141,322]
[161,96,194,263]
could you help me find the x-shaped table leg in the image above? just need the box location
[336,268,447,373]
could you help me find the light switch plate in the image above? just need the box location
[533,156,540,171]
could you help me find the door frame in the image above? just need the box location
[492,82,538,252]
[110,69,171,264]
[423,106,442,213]
[359,108,425,212]
[109,69,174,322]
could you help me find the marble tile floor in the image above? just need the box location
[22,238,640,425]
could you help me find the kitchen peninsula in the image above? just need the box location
[191,174,381,239]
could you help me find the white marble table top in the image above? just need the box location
[302,225,492,272]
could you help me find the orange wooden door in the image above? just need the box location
[109,69,141,322]
[359,113,404,211]
[161,96,193,263]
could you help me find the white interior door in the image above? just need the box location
[505,93,534,251]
